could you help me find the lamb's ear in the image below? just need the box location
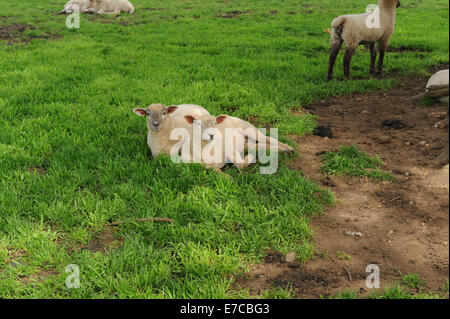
[184,115,195,124]
[216,115,227,124]
[133,108,148,117]
[167,106,178,114]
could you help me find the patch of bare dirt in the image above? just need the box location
[234,66,449,298]
[215,11,251,19]
[66,226,124,255]
[0,22,60,44]
[84,226,124,254]
[29,165,47,175]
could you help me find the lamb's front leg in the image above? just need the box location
[377,39,389,76]
[369,43,377,74]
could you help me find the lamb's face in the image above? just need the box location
[184,114,219,142]
[396,0,401,8]
[133,104,177,132]
[147,104,168,131]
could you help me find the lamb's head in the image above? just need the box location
[183,114,228,142]
[133,103,178,132]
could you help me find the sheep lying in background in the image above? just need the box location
[87,0,135,15]
[133,104,210,157]
[327,0,401,79]
[59,0,94,14]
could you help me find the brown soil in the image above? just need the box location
[215,11,251,19]
[234,66,449,298]
[84,226,124,254]
[0,22,60,44]
[66,226,124,255]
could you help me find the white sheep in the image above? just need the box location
[327,0,401,79]
[87,0,135,15]
[133,103,210,158]
[59,0,94,14]
[180,113,293,172]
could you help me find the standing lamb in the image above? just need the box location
[327,0,401,79]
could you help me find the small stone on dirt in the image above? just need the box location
[434,118,449,129]
[378,135,391,144]
[430,112,448,119]
[345,231,363,237]
[285,252,296,263]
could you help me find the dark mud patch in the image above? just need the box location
[387,46,433,53]
[29,165,47,175]
[234,66,449,298]
[0,23,60,44]
[264,249,285,264]
[215,11,251,19]
[66,226,124,255]
[84,226,123,254]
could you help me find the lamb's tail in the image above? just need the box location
[331,16,346,29]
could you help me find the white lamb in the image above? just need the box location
[180,113,293,171]
[327,0,401,79]
[87,0,135,15]
[59,0,94,14]
[133,103,210,157]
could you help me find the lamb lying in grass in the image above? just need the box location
[133,104,210,157]
[134,104,293,174]
[59,0,94,14]
[181,113,294,172]
[87,0,135,15]
[328,0,401,79]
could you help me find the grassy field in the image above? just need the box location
[0,0,448,298]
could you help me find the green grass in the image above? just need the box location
[401,273,425,289]
[330,290,358,299]
[260,285,295,299]
[322,145,394,181]
[0,0,448,298]
[332,275,448,299]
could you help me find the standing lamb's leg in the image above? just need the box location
[369,43,377,74]
[343,46,356,79]
[328,35,343,80]
[377,38,390,75]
